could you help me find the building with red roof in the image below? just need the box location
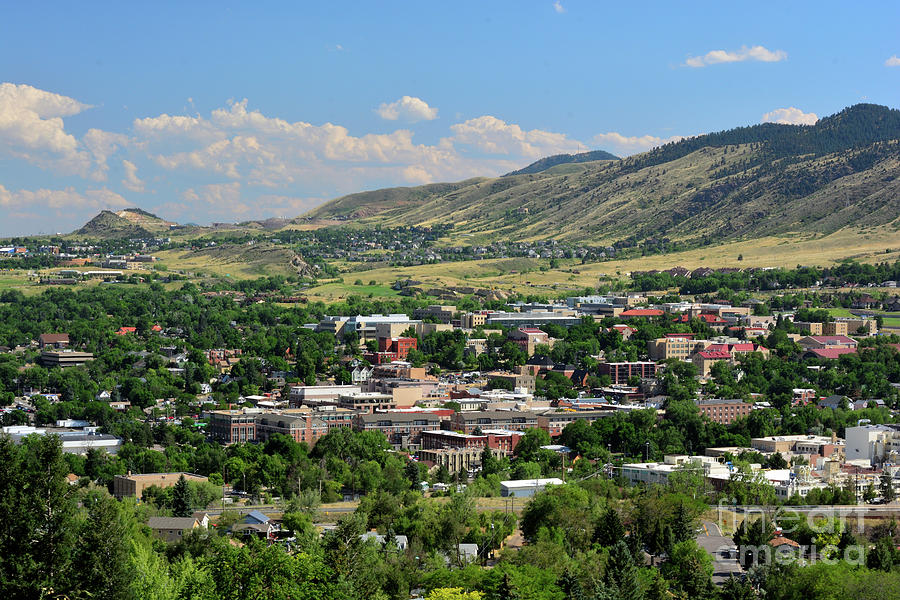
[803,347,858,360]
[798,335,858,350]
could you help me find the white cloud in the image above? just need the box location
[886,55,900,67]
[761,107,818,126]
[553,1,565,13]
[0,183,128,210]
[376,96,439,122]
[121,159,145,192]
[684,45,787,67]
[591,132,685,156]
[450,115,587,158]
[0,82,95,175]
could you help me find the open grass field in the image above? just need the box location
[155,246,297,279]
[298,226,900,302]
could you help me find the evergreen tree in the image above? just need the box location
[595,506,625,547]
[720,575,756,600]
[557,568,587,600]
[671,502,695,543]
[604,540,642,600]
[172,474,193,517]
[0,434,78,598]
[880,473,896,503]
[71,491,133,600]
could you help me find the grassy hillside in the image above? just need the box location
[156,243,311,278]
[305,104,900,247]
[504,149,619,176]
[74,208,175,239]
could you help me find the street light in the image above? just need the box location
[645,441,650,462]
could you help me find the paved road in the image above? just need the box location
[697,520,743,585]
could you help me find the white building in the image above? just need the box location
[500,478,564,497]
[288,385,362,407]
[845,424,900,465]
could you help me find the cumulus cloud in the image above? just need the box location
[450,115,587,158]
[590,132,685,156]
[121,159,145,192]
[376,96,439,122]
[684,45,787,67]
[0,183,128,210]
[761,107,818,126]
[0,82,96,175]
[553,1,565,13]
[886,55,900,67]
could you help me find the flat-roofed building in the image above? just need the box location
[113,472,208,499]
[485,311,582,328]
[39,350,94,367]
[284,406,355,432]
[752,434,843,460]
[598,361,658,385]
[38,333,69,349]
[449,410,538,434]
[419,447,484,475]
[500,477,564,498]
[355,412,441,446]
[289,384,361,407]
[483,371,535,393]
[420,429,522,453]
[460,312,489,329]
[413,305,457,324]
[696,398,752,424]
[537,410,615,436]
[208,410,256,443]
[256,414,328,446]
[338,392,396,414]
[648,335,710,361]
[508,328,550,356]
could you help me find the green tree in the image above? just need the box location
[881,473,896,503]
[662,540,715,599]
[172,474,193,517]
[0,433,78,598]
[71,491,133,600]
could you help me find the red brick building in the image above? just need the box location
[208,410,256,444]
[696,398,752,425]
[255,414,328,446]
[598,361,658,385]
[367,336,418,364]
[420,429,523,453]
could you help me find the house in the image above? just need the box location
[768,536,800,558]
[115,326,137,336]
[818,395,849,410]
[147,516,200,542]
[191,511,210,528]
[360,531,409,550]
[231,509,277,540]
[38,333,69,349]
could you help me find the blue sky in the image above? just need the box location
[1,1,898,236]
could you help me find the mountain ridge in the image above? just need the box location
[304,103,900,246]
